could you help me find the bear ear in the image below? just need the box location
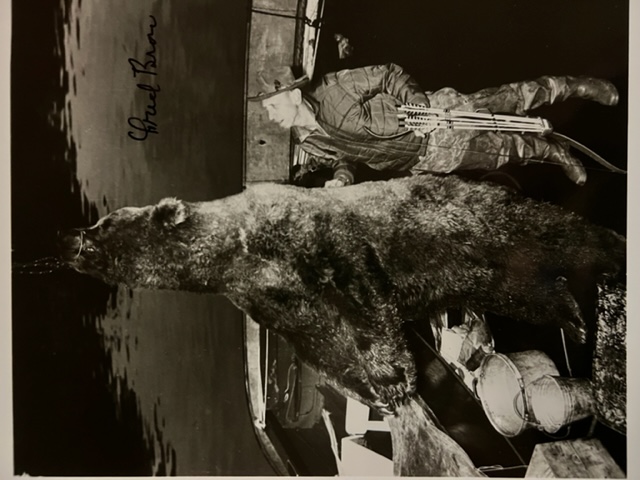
[152,197,190,228]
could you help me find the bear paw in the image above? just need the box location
[366,365,417,416]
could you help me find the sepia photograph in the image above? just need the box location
[8,0,635,476]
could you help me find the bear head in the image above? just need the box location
[58,198,194,288]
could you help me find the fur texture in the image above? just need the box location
[58,175,625,412]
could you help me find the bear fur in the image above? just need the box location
[58,175,625,413]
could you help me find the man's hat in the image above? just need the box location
[247,66,309,102]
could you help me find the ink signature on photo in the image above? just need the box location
[127,15,160,142]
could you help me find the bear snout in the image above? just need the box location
[57,229,85,262]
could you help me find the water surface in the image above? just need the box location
[12,0,273,475]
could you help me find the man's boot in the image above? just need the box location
[416,131,586,185]
[546,141,588,186]
[445,76,620,115]
[505,133,587,185]
[536,75,620,109]
[561,76,619,106]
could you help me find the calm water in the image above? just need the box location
[12,0,273,475]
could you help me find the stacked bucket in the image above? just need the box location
[475,350,597,437]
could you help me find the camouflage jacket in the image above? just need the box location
[294,63,430,184]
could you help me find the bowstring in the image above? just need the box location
[414,143,624,174]
[408,131,626,175]
[399,106,626,175]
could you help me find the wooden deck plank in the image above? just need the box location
[525,438,624,478]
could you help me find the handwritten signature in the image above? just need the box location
[127,15,160,141]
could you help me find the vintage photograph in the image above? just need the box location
[10,0,631,476]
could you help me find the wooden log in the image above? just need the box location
[525,438,624,478]
[387,395,484,477]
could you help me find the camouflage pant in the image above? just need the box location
[411,76,585,174]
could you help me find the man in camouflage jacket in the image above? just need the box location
[250,63,618,186]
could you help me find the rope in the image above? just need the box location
[251,7,323,28]
[560,328,573,377]
[74,230,85,259]
[14,230,84,275]
[12,256,68,275]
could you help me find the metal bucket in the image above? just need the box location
[475,350,559,437]
[529,375,596,433]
